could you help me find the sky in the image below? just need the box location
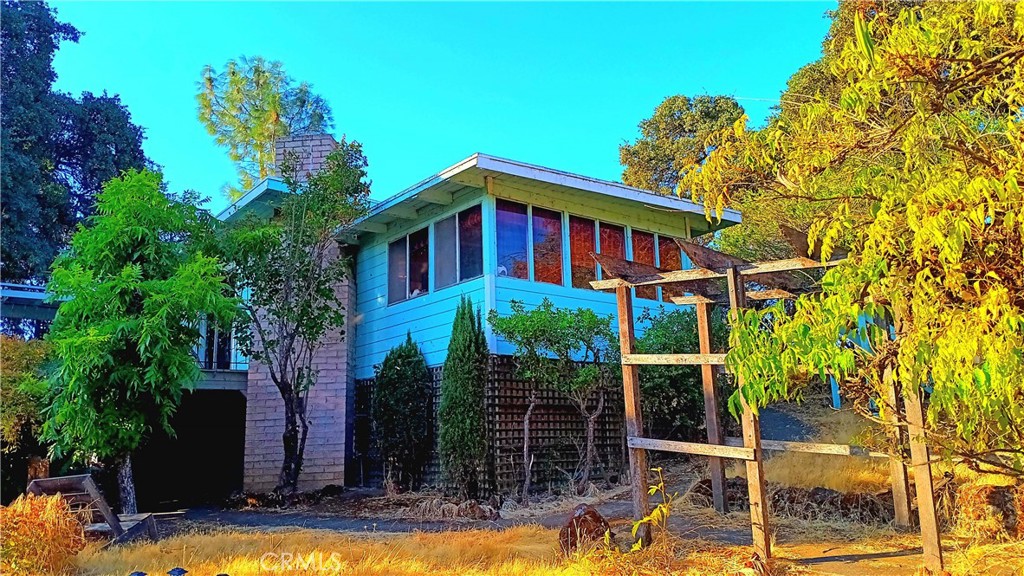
[50,1,835,214]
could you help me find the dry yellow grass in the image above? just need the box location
[1,494,87,576]
[77,525,816,576]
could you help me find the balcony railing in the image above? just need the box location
[194,318,248,371]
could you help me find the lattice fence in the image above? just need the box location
[349,354,624,497]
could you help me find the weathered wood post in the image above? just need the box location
[884,368,913,529]
[726,266,771,561]
[614,283,652,544]
[696,300,728,514]
[904,384,944,572]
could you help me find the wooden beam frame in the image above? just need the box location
[628,436,755,461]
[671,289,797,306]
[885,368,913,529]
[590,256,840,291]
[723,437,889,458]
[621,353,726,365]
[697,301,728,513]
[728,266,772,562]
[598,247,942,572]
[614,284,651,545]
[905,385,944,571]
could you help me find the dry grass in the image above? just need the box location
[77,525,818,576]
[78,526,560,576]
[1,494,87,575]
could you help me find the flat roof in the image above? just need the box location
[218,152,742,232]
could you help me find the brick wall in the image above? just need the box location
[273,134,338,180]
[243,244,354,493]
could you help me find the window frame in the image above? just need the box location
[387,202,484,306]
[387,225,431,305]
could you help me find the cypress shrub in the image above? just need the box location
[438,296,489,499]
[371,333,432,491]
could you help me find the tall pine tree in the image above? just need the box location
[438,296,489,499]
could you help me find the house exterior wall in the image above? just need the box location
[352,186,489,379]
[352,176,697,378]
[242,244,354,492]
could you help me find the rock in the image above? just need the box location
[558,504,610,555]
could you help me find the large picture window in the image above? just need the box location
[532,207,563,285]
[496,200,529,279]
[434,204,483,290]
[632,230,657,300]
[569,215,596,289]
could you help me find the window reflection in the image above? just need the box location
[569,216,596,289]
[632,230,657,300]
[496,200,529,279]
[532,207,563,285]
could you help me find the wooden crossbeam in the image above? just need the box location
[590,257,840,291]
[621,353,727,366]
[723,437,889,458]
[671,289,797,305]
[627,436,755,460]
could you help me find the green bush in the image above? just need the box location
[371,333,432,491]
[439,296,489,499]
[635,307,728,441]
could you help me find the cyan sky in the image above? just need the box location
[51,2,834,213]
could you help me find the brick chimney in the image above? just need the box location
[274,134,338,180]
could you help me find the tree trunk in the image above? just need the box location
[117,454,138,515]
[277,386,302,494]
[521,392,537,507]
[579,390,605,491]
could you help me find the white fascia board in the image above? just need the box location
[474,154,742,225]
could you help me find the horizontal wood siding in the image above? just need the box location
[491,276,674,356]
[353,189,488,379]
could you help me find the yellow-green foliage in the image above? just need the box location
[1,494,86,575]
[685,1,1024,476]
[0,336,49,451]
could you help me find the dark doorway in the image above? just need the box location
[133,389,246,511]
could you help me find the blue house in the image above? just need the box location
[222,134,743,492]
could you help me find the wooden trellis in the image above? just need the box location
[589,238,944,572]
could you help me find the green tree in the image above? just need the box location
[635,307,729,441]
[439,297,489,500]
[225,141,370,494]
[686,1,1024,476]
[372,334,432,492]
[1,1,150,283]
[620,95,744,195]
[0,337,49,453]
[43,170,236,513]
[489,299,616,493]
[197,56,334,199]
